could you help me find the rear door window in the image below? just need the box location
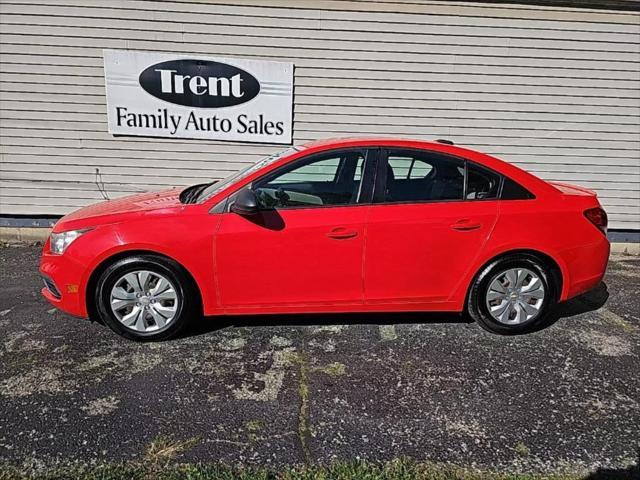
[380,150,464,203]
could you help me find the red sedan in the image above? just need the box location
[40,138,610,340]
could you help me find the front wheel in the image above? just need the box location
[94,254,198,341]
[467,255,555,335]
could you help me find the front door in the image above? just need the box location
[364,148,500,305]
[215,148,373,310]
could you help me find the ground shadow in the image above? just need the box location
[531,280,609,333]
[182,309,469,339]
[582,450,639,479]
[179,281,609,339]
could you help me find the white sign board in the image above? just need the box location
[104,50,293,144]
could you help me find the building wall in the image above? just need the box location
[0,0,638,229]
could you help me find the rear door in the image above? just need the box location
[364,148,500,305]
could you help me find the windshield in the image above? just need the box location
[194,147,300,203]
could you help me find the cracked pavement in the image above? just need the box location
[0,245,638,474]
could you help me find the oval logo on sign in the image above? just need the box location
[139,59,260,108]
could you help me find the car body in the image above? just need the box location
[40,138,610,340]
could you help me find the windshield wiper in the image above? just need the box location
[180,183,210,204]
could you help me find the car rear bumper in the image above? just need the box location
[559,235,610,301]
[39,241,88,318]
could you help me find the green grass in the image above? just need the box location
[0,459,585,480]
[513,442,530,457]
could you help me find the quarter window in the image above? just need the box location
[466,163,501,200]
[501,177,535,200]
[253,151,365,208]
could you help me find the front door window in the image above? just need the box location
[252,151,366,209]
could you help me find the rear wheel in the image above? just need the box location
[467,255,555,334]
[95,254,198,341]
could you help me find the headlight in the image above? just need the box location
[50,229,92,255]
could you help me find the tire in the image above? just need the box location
[94,254,198,341]
[467,254,556,335]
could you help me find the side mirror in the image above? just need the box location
[230,188,260,216]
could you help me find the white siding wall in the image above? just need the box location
[0,0,638,229]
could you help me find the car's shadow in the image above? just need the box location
[179,281,609,339]
[581,450,639,480]
[535,280,610,333]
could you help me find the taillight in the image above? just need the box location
[584,207,608,235]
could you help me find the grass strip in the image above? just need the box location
[0,458,613,480]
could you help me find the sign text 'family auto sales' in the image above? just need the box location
[104,50,293,144]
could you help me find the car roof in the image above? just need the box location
[299,137,443,150]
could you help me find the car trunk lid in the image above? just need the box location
[549,181,597,197]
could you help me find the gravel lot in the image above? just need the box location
[0,245,638,475]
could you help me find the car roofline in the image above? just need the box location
[295,137,559,198]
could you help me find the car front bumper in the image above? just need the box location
[39,239,89,318]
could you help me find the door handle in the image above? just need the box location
[327,227,358,239]
[451,219,481,231]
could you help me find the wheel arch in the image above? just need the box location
[85,249,204,321]
[464,248,564,308]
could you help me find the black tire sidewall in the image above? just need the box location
[95,255,194,341]
[469,256,554,335]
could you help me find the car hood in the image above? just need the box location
[53,188,184,231]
